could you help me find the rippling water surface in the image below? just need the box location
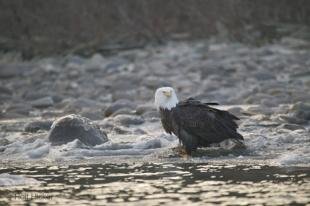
[0,163,309,205]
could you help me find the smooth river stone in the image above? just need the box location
[48,114,108,146]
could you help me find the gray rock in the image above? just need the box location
[0,94,12,103]
[260,98,278,107]
[23,91,64,103]
[0,138,10,146]
[0,64,23,78]
[80,109,103,120]
[111,108,135,117]
[24,120,53,133]
[227,106,244,117]
[48,114,108,146]
[31,97,54,108]
[279,123,305,131]
[142,76,171,90]
[112,126,130,134]
[278,115,307,125]
[133,128,147,135]
[4,103,32,116]
[142,111,160,120]
[246,105,273,115]
[291,102,310,121]
[104,99,136,117]
[0,86,13,95]
[114,114,144,126]
[112,91,137,101]
[135,104,156,115]
[0,138,10,152]
[253,71,275,81]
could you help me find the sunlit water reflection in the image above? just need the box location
[0,163,309,205]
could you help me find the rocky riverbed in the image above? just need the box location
[0,38,309,205]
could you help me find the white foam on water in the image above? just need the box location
[0,117,309,167]
[0,174,41,186]
[277,152,310,166]
[48,133,178,160]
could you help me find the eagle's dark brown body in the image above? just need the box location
[159,98,243,154]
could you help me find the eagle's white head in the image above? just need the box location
[154,87,179,110]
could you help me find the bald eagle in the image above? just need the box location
[155,87,244,155]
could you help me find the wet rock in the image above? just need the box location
[133,128,147,135]
[112,91,137,101]
[23,91,64,103]
[104,99,136,117]
[135,104,156,115]
[31,97,54,108]
[278,115,307,125]
[0,64,23,78]
[260,98,278,107]
[114,114,144,126]
[41,110,64,118]
[279,123,305,131]
[108,73,139,92]
[253,71,275,81]
[227,106,244,117]
[0,112,26,119]
[48,114,108,146]
[134,139,162,149]
[0,86,13,95]
[142,111,160,121]
[24,120,53,133]
[80,109,103,120]
[112,126,130,134]
[142,76,171,90]
[0,138,10,146]
[4,104,32,116]
[290,102,310,121]
[244,93,275,104]
[104,58,132,74]
[0,94,12,103]
[246,105,274,115]
[60,98,105,112]
[85,53,106,71]
[110,108,135,117]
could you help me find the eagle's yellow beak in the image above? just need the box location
[163,91,172,97]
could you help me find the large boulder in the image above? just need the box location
[48,114,108,146]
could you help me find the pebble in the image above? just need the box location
[112,126,131,134]
[113,114,144,126]
[80,109,104,120]
[135,104,157,115]
[279,123,305,131]
[0,86,13,95]
[142,76,171,90]
[227,107,244,117]
[142,111,160,120]
[4,104,32,116]
[24,120,53,133]
[290,102,310,121]
[110,108,135,117]
[0,138,10,146]
[104,99,136,117]
[48,114,108,146]
[0,64,23,78]
[31,97,54,108]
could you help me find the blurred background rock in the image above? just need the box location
[0,0,310,58]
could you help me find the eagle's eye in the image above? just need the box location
[162,90,172,97]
